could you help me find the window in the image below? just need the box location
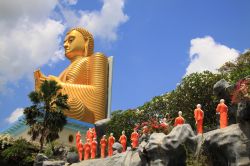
[68,135,74,143]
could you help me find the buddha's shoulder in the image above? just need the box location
[91,52,108,59]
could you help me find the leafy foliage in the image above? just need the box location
[166,71,227,131]
[219,50,250,83]
[1,138,38,166]
[138,95,173,123]
[106,110,138,146]
[23,80,69,151]
[106,97,173,144]
[44,141,68,160]
[107,71,226,137]
[107,51,250,141]
[0,134,14,150]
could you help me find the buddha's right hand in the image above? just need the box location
[39,74,47,84]
[34,70,46,90]
[47,75,63,86]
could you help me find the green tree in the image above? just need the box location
[138,95,173,122]
[219,50,250,83]
[1,138,38,166]
[166,71,227,131]
[24,80,69,151]
[106,109,138,146]
[106,96,174,141]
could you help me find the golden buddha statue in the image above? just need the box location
[34,28,108,124]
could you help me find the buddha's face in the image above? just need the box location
[64,30,86,59]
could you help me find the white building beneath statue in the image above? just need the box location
[2,117,94,147]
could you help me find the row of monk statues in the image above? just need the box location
[75,128,141,161]
[174,99,228,134]
[76,128,97,161]
[74,99,228,161]
[75,99,228,161]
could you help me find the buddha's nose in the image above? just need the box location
[64,42,69,49]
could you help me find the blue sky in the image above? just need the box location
[0,0,249,132]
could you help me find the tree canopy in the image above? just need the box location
[166,71,227,130]
[24,80,69,151]
[219,50,250,83]
[106,51,250,136]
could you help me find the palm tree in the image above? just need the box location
[24,80,69,151]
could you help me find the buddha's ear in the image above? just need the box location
[83,37,89,57]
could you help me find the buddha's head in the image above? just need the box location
[64,27,94,59]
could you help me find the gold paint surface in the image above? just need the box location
[34,28,108,124]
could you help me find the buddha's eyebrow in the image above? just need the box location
[64,37,68,43]
[64,36,75,42]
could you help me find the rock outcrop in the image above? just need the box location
[140,124,198,166]
[70,124,198,166]
[202,123,250,166]
[66,152,79,164]
[42,160,65,166]
[34,153,48,166]
[94,118,111,157]
[112,142,123,154]
[51,79,250,166]
[71,151,141,166]
[95,118,110,141]
[71,121,250,166]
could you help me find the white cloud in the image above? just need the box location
[0,0,58,24]
[0,0,65,92]
[0,19,65,83]
[0,0,128,92]
[6,108,24,124]
[185,36,239,75]
[63,0,129,41]
[66,0,78,5]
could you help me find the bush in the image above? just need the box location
[106,105,173,145]
[106,110,138,146]
[0,134,14,151]
[44,141,67,160]
[1,138,38,166]
[166,71,227,131]
[69,146,78,153]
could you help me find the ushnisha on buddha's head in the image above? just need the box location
[63,28,94,59]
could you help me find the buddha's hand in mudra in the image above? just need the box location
[37,74,62,87]
[46,75,63,86]
[34,70,47,90]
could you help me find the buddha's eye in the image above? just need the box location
[68,37,75,43]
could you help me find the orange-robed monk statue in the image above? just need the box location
[100,135,107,158]
[108,133,115,156]
[91,138,97,159]
[174,111,185,126]
[194,104,204,134]
[130,128,139,149]
[34,28,108,123]
[216,99,228,128]
[119,131,127,152]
